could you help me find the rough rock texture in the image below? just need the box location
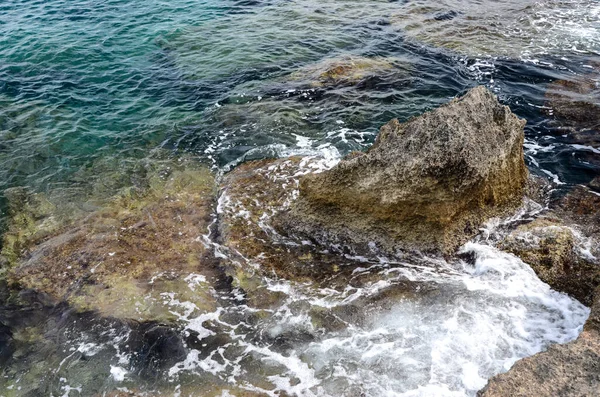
[556,186,600,241]
[500,217,600,306]
[1,161,220,322]
[482,186,600,396]
[218,157,431,318]
[277,86,528,255]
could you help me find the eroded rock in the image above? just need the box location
[276,86,528,255]
[216,155,436,347]
[500,217,599,306]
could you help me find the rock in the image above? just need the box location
[545,76,600,132]
[288,55,409,88]
[479,286,600,397]
[389,0,589,58]
[219,158,383,306]
[217,156,425,335]
[478,325,600,396]
[483,184,600,396]
[276,86,528,255]
[0,187,65,273]
[555,185,600,241]
[2,160,220,323]
[591,176,600,192]
[499,217,600,306]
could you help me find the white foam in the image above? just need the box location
[110,366,127,382]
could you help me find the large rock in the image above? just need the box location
[217,157,425,313]
[276,86,528,255]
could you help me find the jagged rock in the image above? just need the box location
[276,86,528,255]
[1,160,220,323]
[217,157,428,331]
[499,217,599,306]
[479,287,600,397]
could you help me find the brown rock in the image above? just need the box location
[2,161,219,322]
[276,86,528,255]
[499,218,600,306]
[484,185,600,396]
[478,325,600,397]
[556,185,600,241]
[545,76,600,132]
[218,157,427,318]
[289,55,409,88]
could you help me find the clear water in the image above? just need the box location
[0,0,599,396]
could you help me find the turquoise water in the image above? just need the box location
[1,0,600,396]
[1,0,599,222]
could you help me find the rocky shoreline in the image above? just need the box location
[1,86,598,396]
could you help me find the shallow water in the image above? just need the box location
[0,0,599,396]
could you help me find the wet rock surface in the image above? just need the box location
[217,157,426,311]
[277,86,528,255]
[478,324,600,397]
[482,185,600,396]
[1,159,220,323]
[499,217,599,306]
[545,74,600,132]
[0,86,597,396]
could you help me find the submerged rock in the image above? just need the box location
[288,55,410,88]
[545,74,600,133]
[276,86,528,255]
[390,0,599,58]
[1,159,220,323]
